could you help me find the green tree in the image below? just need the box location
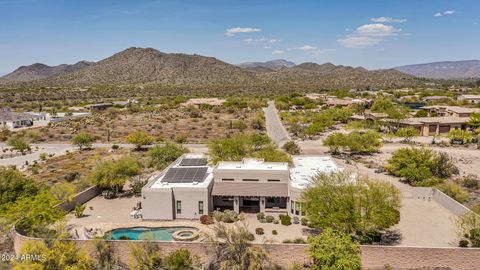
[447,129,474,144]
[50,182,77,203]
[371,98,395,113]
[282,140,301,155]
[12,240,92,270]
[323,131,382,154]
[208,222,272,270]
[467,112,480,128]
[301,172,401,233]
[396,127,419,143]
[88,156,140,194]
[72,133,94,151]
[93,240,122,270]
[0,167,38,205]
[308,228,361,270]
[386,148,458,185]
[251,145,292,163]
[1,192,65,237]
[126,130,155,150]
[148,143,189,170]
[7,136,30,154]
[163,249,197,270]
[129,242,162,270]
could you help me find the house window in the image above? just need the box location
[222,178,234,181]
[291,200,295,214]
[198,201,204,215]
[176,201,182,214]
[295,201,300,215]
[242,179,259,182]
[301,202,306,216]
[267,179,280,182]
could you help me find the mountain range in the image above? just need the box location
[237,59,296,72]
[395,60,480,79]
[0,47,423,90]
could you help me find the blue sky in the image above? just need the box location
[0,0,479,73]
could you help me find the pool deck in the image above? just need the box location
[66,195,308,243]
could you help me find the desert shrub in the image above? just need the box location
[213,210,238,223]
[459,239,469,247]
[265,215,275,223]
[279,214,292,226]
[255,227,264,235]
[387,147,458,185]
[162,248,196,270]
[130,177,147,196]
[74,204,86,218]
[301,217,309,226]
[245,233,255,241]
[437,182,469,203]
[64,171,80,182]
[259,218,266,223]
[72,133,94,151]
[200,215,213,225]
[395,127,419,142]
[462,175,479,190]
[272,230,278,235]
[39,153,47,161]
[231,119,247,131]
[148,143,189,170]
[293,238,307,244]
[273,219,279,224]
[282,140,301,155]
[447,129,474,144]
[469,228,480,247]
[256,212,265,220]
[89,156,140,194]
[111,144,119,150]
[323,130,382,154]
[126,130,155,150]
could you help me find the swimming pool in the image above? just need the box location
[104,227,198,241]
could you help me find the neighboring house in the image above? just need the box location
[391,117,468,136]
[183,98,226,108]
[421,106,480,118]
[458,95,480,104]
[325,97,371,107]
[142,154,346,220]
[422,96,451,102]
[84,103,114,111]
[0,107,36,129]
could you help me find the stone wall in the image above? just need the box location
[14,231,480,269]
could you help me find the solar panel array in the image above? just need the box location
[179,158,208,167]
[162,167,208,183]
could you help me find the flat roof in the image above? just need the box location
[398,117,469,125]
[216,158,289,171]
[290,156,345,189]
[148,154,213,189]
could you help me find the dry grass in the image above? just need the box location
[26,107,261,143]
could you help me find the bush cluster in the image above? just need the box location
[212,210,238,223]
[279,214,292,226]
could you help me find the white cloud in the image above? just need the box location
[355,23,401,37]
[371,17,407,23]
[337,36,382,48]
[272,50,285,54]
[243,37,280,44]
[226,27,261,37]
[291,45,318,51]
[338,23,401,48]
[435,10,456,17]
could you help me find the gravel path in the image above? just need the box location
[263,101,291,147]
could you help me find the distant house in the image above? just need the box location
[422,96,451,102]
[387,117,468,136]
[305,93,325,100]
[183,98,226,108]
[421,106,480,118]
[458,95,480,104]
[325,97,371,107]
[0,107,36,129]
[84,103,114,111]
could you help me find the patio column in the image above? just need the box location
[260,197,266,213]
[233,196,240,213]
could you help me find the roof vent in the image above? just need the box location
[192,181,198,185]
[236,165,242,168]
[267,166,273,169]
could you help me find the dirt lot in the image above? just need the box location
[23,107,262,144]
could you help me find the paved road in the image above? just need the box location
[0,143,207,169]
[264,101,291,147]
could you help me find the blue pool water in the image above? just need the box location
[104,227,196,241]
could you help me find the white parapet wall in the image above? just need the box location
[412,187,472,216]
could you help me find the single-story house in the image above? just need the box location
[141,154,345,220]
[84,103,114,111]
[420,106,480,118]
[0,107,36,129]
[458,95,480,104]
[183,98,226,108]
[390,117,468,136]
[325,97,371,107]
[422,96,451,102]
